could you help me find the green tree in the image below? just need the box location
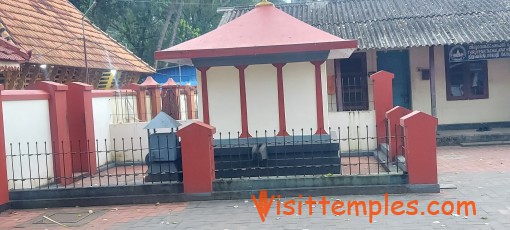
[69,0,287,68]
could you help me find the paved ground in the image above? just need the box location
[0,145,509,229]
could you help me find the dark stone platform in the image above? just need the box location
[213,135,340,178]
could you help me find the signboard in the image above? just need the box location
[447,42,510,62]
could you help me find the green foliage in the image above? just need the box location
[69,0,286,68]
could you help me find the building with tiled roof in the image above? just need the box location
[0,37,30,73]
[220,0,510,130]
[0,0,154,89]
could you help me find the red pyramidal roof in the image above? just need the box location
[155,3,357,64]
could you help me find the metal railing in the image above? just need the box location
[6,135,182,190]
[213,126,403,180]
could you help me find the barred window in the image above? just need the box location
[334,53,369,111]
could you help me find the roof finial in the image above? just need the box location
[256,0,274,7]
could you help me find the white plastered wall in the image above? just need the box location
[205,66,242,137]
[283,62,328,133]
[410,46,510,124]
[409,47,432,114]
[109,95,138,124]
[3,100,53,189]
[245,64,279,134]
[92,97,112,166]
[328,111,377,152]
[109,122,149,163]
[197,62,329,137]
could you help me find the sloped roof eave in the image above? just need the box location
[219,0,510,50]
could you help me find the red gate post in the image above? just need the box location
[123,83,148,122]
[67,82,97,174]
[183,86,193,120]
[161,79,180,119]
[0,85,9,210]
[189,86,197,119]
[177,122,216,194]
[386,106,412,162]
[370,71,394,147]
[140,76,161,118]
[400,111,438,186]
[27,81,73,185]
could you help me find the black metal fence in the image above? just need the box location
[6,135,182,191]
[213,126,404,180]
[6,125,406,190]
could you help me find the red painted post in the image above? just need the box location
[189,87,197,119]
[141,76,161,118]
[370,71,394,147]
[182,86,194,120]
[400,111,438,184]
[311,61,327,135]
[27,81,73,185]
[385,106,412,161]
[124,83,148,122]
[236,65,251,138]
[67,82,97,174]
[0,85,9,208]
[197,67,211,124]
[161,79,180,120]
[177,122,216,194]
[273,63,289,136]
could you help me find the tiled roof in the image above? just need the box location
[156,4,357,64]
[0,37,29,62]
[0,0,153,73]
[219,0,510,50]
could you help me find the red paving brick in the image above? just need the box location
[72,165,146,188]
[437,145,510,173]
[0,203,188,229]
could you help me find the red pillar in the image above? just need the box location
[386,106,412,162]
[184,86,194,120]
[198,67,211,124]
[67,82,97,174]
[400,111,438,184]
[370,71,394,146]
[274,63,289,136]
[189,87,197,119]
[141,76,161,118]
[124,83,148,122]
[0,85,9,208]
[177,122,216,194]
[311,61,327,135]
[236,65,251,138]
[161,81,181,120]
[27,81,73,185]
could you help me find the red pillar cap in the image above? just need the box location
[370,70,394,81]
[177,121,216,136]
[140,76,159,88]
[161,78,178,88]
[27,81,68,91]
[68,82,93,90]
[386,106,412,118]
[400,111,438,126]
